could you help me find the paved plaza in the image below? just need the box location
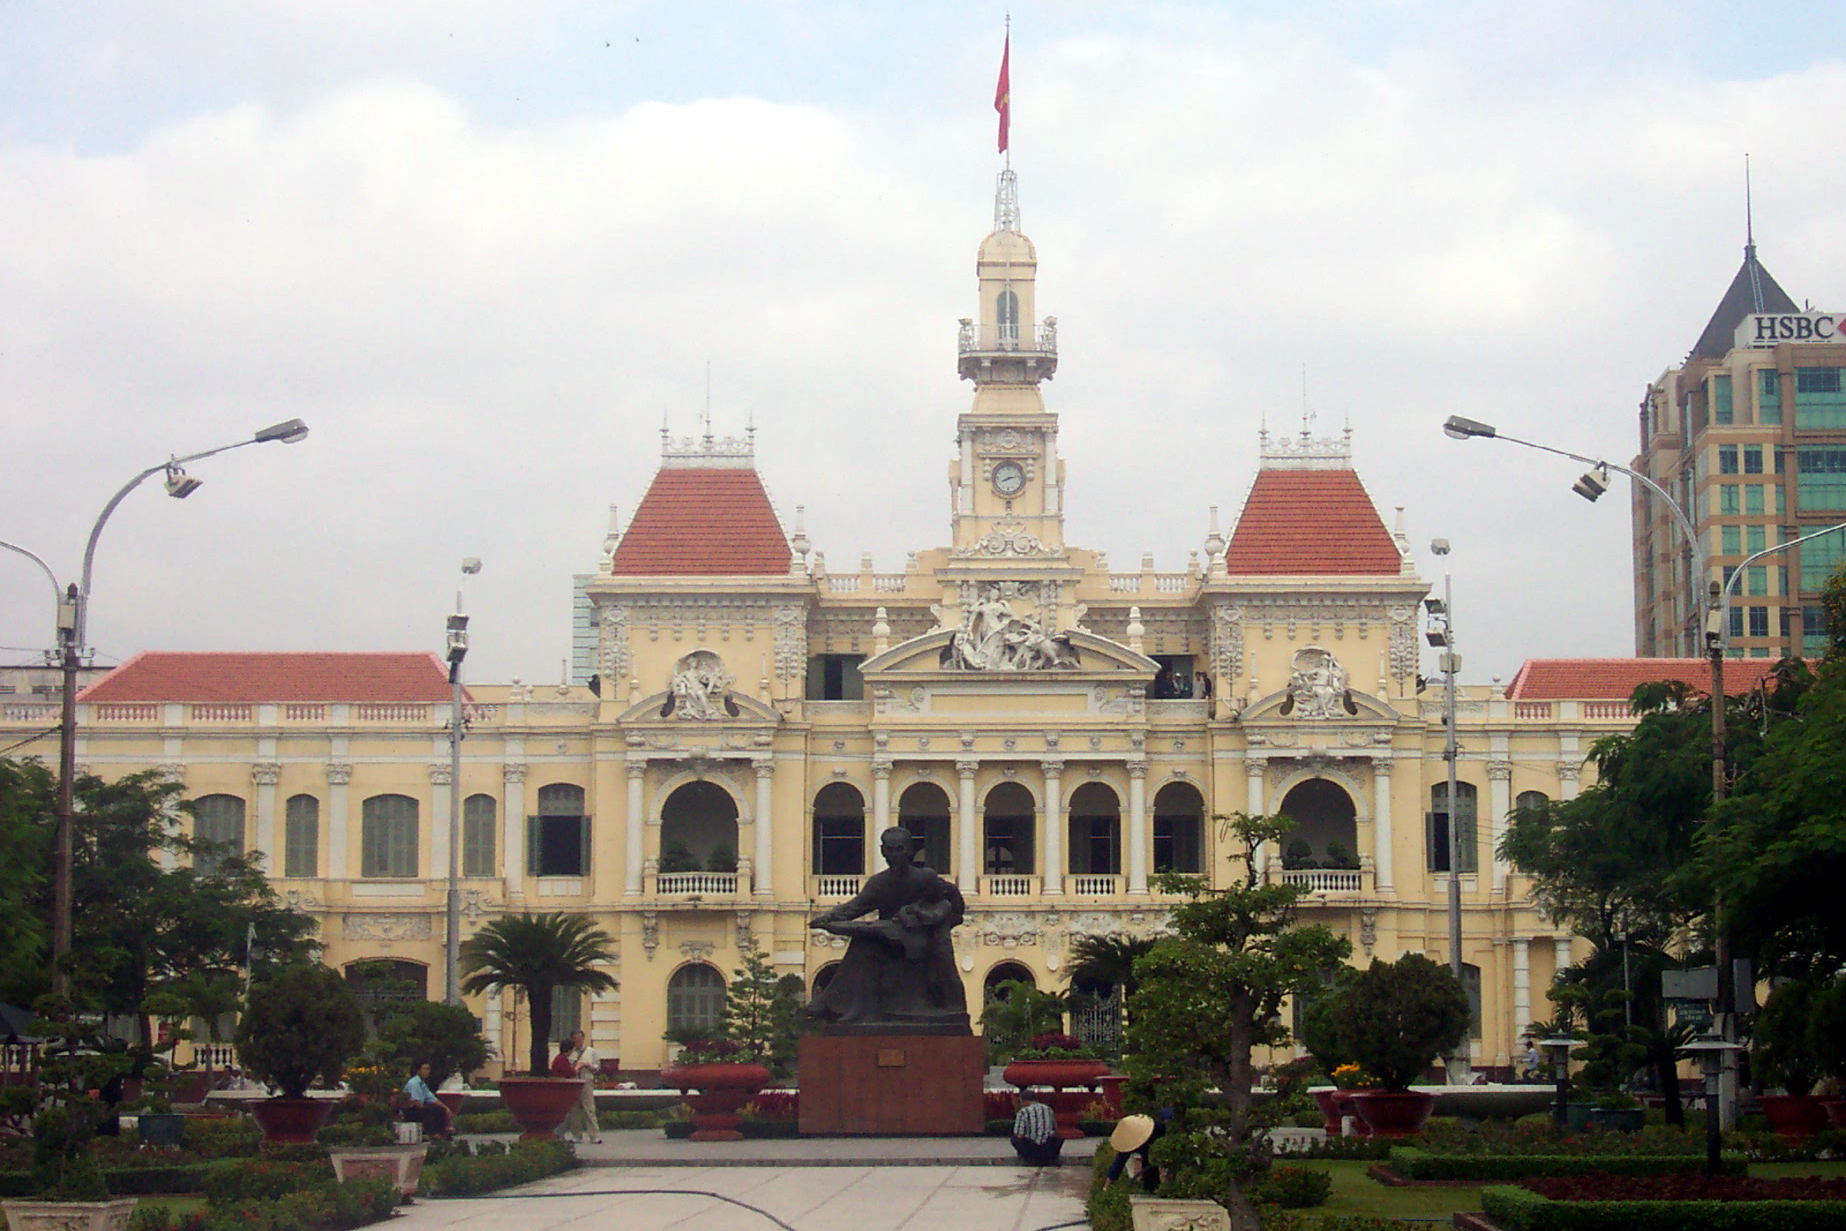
[407,1134,1094,1231]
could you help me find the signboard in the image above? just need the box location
[1736,312,1844,348]
[1661,967,1718,1001]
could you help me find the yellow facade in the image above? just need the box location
[7,184,1645,1079]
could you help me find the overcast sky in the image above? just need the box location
[4,1,1844,689]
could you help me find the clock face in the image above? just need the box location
[992,460,1027,496]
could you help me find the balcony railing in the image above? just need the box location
[815,875,862,898]
[354,703,430,722]
[656,871,739,896]
[956,320,1057,354]
[1070,874,1121,896]
[1281,868,1364,894]
[190,703,253,722]
[979,874,1038,897]
[1,702,59,723]
[92,703,159,722]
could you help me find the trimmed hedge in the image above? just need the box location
[1387,1146,1747,1181]
[0,1162,229,1198]
[1481,1184,1846,1231]
[418,1139,574,1197]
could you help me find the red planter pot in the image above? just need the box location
[1311,1090,1343,1134]
[248,1097,335,1144]
[1759,1094,1831,1141]
[497,1076,586,1141]
[662,1062,771,1142]
[435,1091,466,1120]
[1095,1074,1129,1118]
[1349,1090,1436,1138]
[1332,1092,1372,1136]
[1003,1059,1110,1139]
[1822,1100,1846,1131]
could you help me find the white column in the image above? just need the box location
[1554,935,1572,974]
[753,757,775,898]
[1371,757,1394,892]
[625,760,647,895]
[503,762,527,898]
[1556,762,1581,802]
[1246,757,1268,876]
[957,760,979,894]
[326,762,351,879]
[1126,760,1148,894]
[1487,761,1513,892]
[872,760,892,833]
[1041,759,1064,895]
[252,762,280,868]
[429,762,452,882]
[1513,938,1531,1046]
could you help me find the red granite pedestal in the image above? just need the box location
[798,1034,985,1135]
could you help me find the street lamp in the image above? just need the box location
[19,419,311,996]
[444,557,481,1007]
[1679,1034,1743,1175]
[1538,1035,1576,1129]
[1425,538,1469,1083]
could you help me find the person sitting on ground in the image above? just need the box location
[401,1061,450,1139]
[1010,1092,1062,1166]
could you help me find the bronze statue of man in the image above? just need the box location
[806,826,970,1033]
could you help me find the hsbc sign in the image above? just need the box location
[1737,312,1843,347]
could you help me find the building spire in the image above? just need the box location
[1743,153,1765,313]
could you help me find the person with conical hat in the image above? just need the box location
[1106,1110,1167,1191]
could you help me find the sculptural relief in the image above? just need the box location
[661,649,738,721]
[1280,646,1356,720]
[942,583,1079,671]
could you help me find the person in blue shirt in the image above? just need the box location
[402,1061,449,1138]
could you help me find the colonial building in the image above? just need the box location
[6,172,1732,1080]
[1634,224,1846,659]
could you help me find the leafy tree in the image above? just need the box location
[1123,813,1349,1231]
[0,762,319,1043]
[0,759,51,996]
[459,912,618,1075]
[235,964,365,1098]
[376,1000,492,1088]
[718,942,803,1075]
[978,979,1068,1064]
[1750,979,1824,1095]
[1337,953,1469,1092]
[1063,932,1155,1044]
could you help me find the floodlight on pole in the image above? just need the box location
[445,558,480,1007]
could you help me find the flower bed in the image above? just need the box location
[126,1176,398,1231]
[417,1139,573,1198]
[1481,1175,1846,1231]
[1385,1146,1745,1182]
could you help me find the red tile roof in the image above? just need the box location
[80,652,459,703]
[608,468,791,576]
[1223,469,1402,575]
[1506,658,1784,701]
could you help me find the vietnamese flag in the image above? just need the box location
[994,34,1010,153]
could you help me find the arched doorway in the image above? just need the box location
[1067,782,1121,878]
[659,781,740,874]
[811,782,865,875]
[1153,782,1205,873]
[982,782,1035,875]
[666,963,726,1039]
[983,961,1036,1002]
[898,781,953,875]
[1276,779,1359,870]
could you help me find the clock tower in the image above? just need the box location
[950,168,1063,557]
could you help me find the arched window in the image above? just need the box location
[1153,782,1204,873]
[812,962,842,998]
[283,794,318,878]
[983,961,1036,1003]
[463,793,497,877]
[659,782,740,873]
[1515,789,1550,814]
[1067,782,1121,876]
[193,794,245,876]
[996,287,1020,345]
[812,782,865,875]
[361,794,419,878]
[344,959,428,1009]
[983,782,1035,875]
[1428,782,1478,874]
[898,781,953,875]
[1277,779,1359,870]
[667,963,726,1037]
[529,783,587,878]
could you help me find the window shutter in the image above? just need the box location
[578,815,592,877]
[1426,810,1447,873]
[527,816,541,876]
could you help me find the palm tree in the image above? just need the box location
[460,912,618,1075]
[1065,933,1157,1027]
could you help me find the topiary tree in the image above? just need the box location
[1337,953,1469,1092]
[234,964,365,1099]
[1752,978,1824,1095]
[27,994,127,1200]
[719,941,803,1075]
[459,912,618,1075]
[1809,975,1846,1093]
[978,979,1068,1065]
[376,999,491,1089]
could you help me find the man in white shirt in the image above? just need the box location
[570,1030,603,1144]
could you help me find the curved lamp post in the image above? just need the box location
[24,418,310,994]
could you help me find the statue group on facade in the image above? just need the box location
[942,587,1079,671]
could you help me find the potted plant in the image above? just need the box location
[1,995,139,1231]
[1000,1032,1109,1139]
[1338,954,1469,1137]
[378,1000,491,1120]
[459,911,617,1139]
[1811,975,1846,1130]
[1753,978,1831,1139]
[1327,1064,1376,1137]
[978,979,1069,1066]
[1297,976,1358,1134]
[233,964,365,1144]
[661,1037,770,1141]
[1587,1089,1644,1133]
